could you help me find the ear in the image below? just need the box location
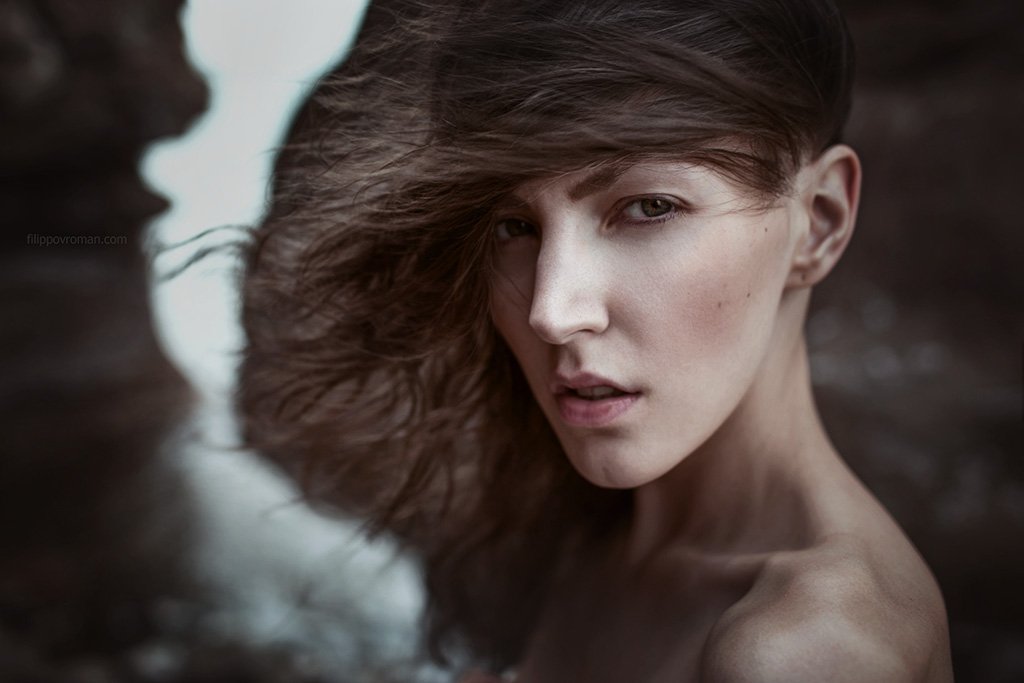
[786,144,861,288]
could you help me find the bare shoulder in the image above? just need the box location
[699,534,953,683]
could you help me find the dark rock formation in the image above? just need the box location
[0,0,203,679]
[816,2,1024,680]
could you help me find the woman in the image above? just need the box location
[239,0,954,679]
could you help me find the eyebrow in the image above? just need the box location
[567,162,632,201]
[496,158,638,213]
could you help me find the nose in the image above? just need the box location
[528,235,609,344]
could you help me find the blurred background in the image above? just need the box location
[0,0,1020,681]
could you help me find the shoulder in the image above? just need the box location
[699,534,951,683]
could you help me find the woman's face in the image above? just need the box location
[488,159,802,488]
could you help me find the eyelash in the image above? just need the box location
[619,196,684,225]
[493,195,686,242]
[493,217,536,241]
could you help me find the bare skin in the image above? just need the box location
[510,337,953,682]
[468,147,953,681]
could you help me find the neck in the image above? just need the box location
[628,292,842,562]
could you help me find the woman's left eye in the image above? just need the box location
[621,197,677,221]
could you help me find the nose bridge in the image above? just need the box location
[528,227,607,344]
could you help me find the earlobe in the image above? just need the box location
[787,144,861,288]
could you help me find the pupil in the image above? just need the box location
[497,220,536,241]
[641,198,670,217]
[502,219,532,237]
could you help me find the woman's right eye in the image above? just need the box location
[494,218,537,242]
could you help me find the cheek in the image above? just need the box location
[488,287,520,356]
[632,216,791,376]
[487,247,537,335]
[488,281,544,375]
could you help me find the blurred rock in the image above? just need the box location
[0,0,204,679]
[814,2,1024,680]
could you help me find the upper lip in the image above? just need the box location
[551,371,638,395]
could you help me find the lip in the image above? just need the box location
[551,371,642,428]
[550,371,637,395]
[555,391,641,427]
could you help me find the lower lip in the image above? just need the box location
[555,392,641,427]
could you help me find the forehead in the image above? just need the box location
[506,158,725,205]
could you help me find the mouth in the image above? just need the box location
[552,374,638,428]
[562,385,632,400]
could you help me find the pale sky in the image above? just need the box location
[143,0,370,399]
[138,5,426,662]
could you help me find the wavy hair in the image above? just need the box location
[237,0,855,668]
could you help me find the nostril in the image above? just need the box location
[527,306,564,345]
[528,296,608,345]
[528,243,609,342]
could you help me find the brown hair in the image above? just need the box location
[237,0,855,669]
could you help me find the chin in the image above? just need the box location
[565,442,680,490]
